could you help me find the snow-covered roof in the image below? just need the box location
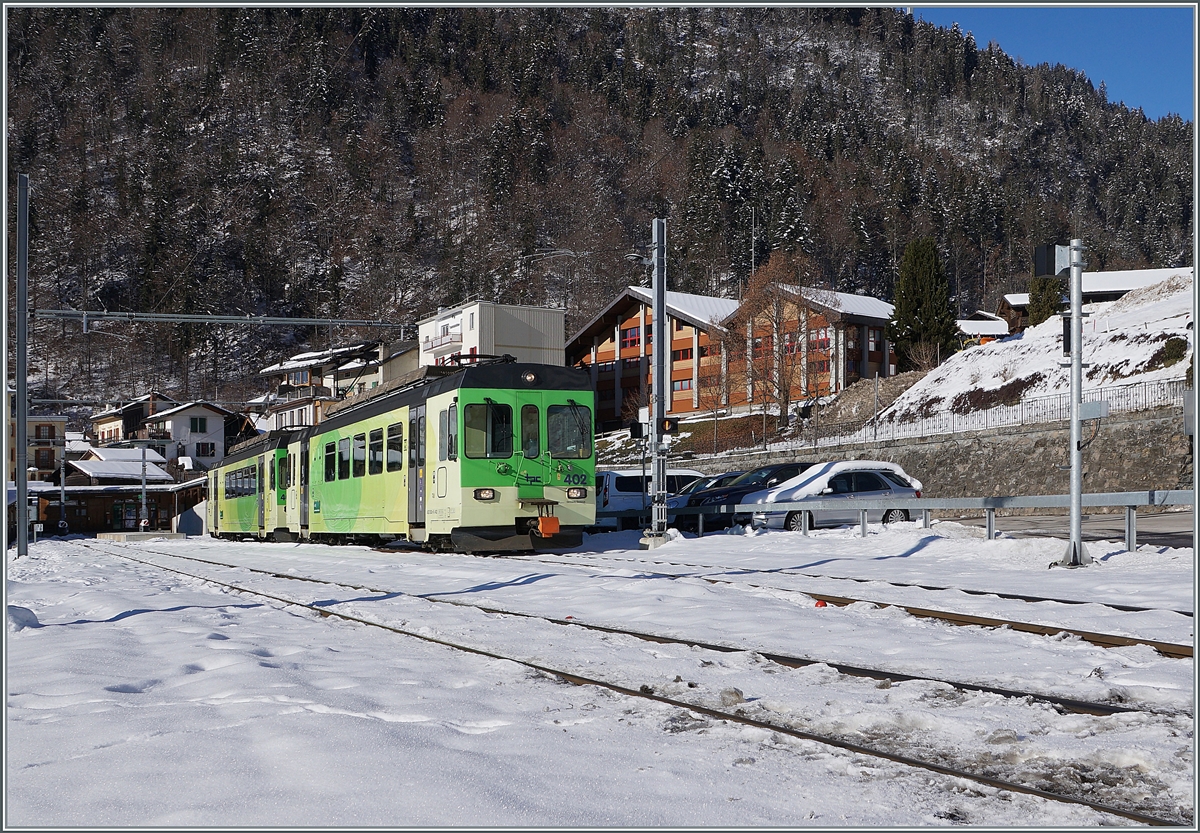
[1083,266,1192,294]
[776,286,894,321]
[624,286,741,330]
[1002,293,1030,308]
[65,440,94,454]
[69,459,173,482]
[957,318,1010,337]
[144,401,233,422]
[259,343,376,376]
[84,447,168,464]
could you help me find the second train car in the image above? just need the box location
[208,358,596,552]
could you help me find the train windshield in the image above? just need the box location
[547,402,592,459]
[464,401,514,458]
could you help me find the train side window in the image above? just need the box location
[447,403,458,461]
[417,415,426,467]
[521,404,540,459]
[324,443,336,482]
[408,418,417,469]
[464,402,513,458]
[352,433,366,477]
[338,438,351,480]
[387,423,403,471]
[438,410,448,462]
[270,457,276,491]
[369,429,384,475]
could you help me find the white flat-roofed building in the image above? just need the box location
[418,301,565,367]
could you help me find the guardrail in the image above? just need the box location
[594,489,1193,553]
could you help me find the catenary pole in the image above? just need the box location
[15,174,30,557]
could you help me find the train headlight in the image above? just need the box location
[521,370,538,385]
[473,488,497,501]
[566,487,587,500]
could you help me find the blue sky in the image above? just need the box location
[911,6,1195,121]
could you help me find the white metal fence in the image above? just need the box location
[768,378,1187,451]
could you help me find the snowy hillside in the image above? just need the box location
[881,272,1193,425]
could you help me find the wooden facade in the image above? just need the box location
[566,285,896,432]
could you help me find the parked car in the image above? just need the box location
[594,468,704,530]
[666,471,745,509]
[677,462,817,531]
[745,461,922,532]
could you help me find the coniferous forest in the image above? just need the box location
[6,7,1193,403]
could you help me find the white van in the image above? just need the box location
[593,467,704,530]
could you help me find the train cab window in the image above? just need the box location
[324,443,336,482]
[270,458,276,491]
[464,401,513,458]
[368,429,383,475]
[547,402,592,459]
[387,423,403,472]
[352,433,366,477]
[338,438,351,480]
[521,404,540,459]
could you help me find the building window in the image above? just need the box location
[599,387,616,401]
[699,344,718,358]
[35,449,54,469]
[868,327,883,352]
[190,416,208,433]
[670,348,694,362]
[752,335,772,356]
[782,331,801,355]
[671,379,693,392]
[288,370,310,386]
[620,326,640,349]
[34,424,55,440]
[469,312,475,331]
[809,359,831,373]
[809,327,830,350]
[675,319,686,332]
[595,361,616,373]
[622,357,641,371]
[196,442,216,457]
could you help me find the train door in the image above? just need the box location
[408,405,426,527]
[299,439,310,529]
[257,456,266,533]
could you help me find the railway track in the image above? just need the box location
[513,550,1194,658]
[518,549,1195,617]
[78,539,1190,826]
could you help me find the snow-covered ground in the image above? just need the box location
[880,272,1193,426]
[6,523,1194,827]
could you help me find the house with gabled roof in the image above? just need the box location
[565,284,897,432]
[135,401,234,468]
[90,392,178,445]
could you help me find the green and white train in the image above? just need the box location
[207,359,596,552]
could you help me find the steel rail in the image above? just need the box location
[513,551,1193,657]
[80,541,1183,827]
[89,543,1179,718]
[520,550,1194,617]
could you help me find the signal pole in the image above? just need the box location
[1056,238,1092,568]
[642,219,668,550]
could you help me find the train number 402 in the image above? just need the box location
[563,473,589,486]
